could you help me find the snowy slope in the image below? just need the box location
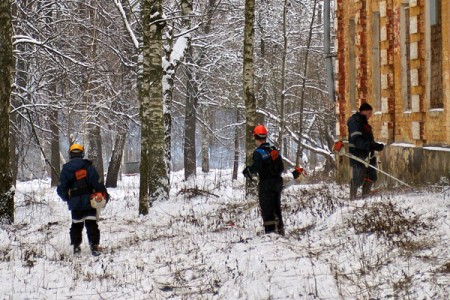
[0,170,449,299]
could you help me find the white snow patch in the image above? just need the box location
[0,171,448,299]
[390,143,416,148]
[423,146,450,152]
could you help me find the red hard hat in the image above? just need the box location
[252,125,268,138]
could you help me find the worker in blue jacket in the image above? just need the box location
[347,103,384,199]
[57,144,109,256]
[243,125,285,235]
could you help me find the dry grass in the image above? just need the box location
[348,200,433,250]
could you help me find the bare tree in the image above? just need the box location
[296,0,319,166]
[0,0,15,223]
[180,0,196,180]
[106,130,127,188]
[201,107,210,173]
[49,107,60,186]
[277,0,288,155]
[232,108,241,180]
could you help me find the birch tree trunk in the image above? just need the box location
[0,0,15,223]
[139,0,168,215]
[243,0,256,169]
[163,25,174,177]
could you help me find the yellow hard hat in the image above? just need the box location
[69,143,84,153]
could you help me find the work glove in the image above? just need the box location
[242,167,253,180]
[333,140,345,154]
[372,142,384,152]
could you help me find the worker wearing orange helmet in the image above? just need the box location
[243,125,285,235]
[57,144,109,256]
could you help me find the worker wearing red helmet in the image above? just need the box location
[243,125,285,235]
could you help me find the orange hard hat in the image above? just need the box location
[69,144,84,153]
[252,125,268,138]
[69,144,85,158]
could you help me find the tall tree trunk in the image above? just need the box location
[324,0,335,103]
[256,7,267,125]
[10,55,23,185]
[49,108,60,186]
[163,26,174,178]
[198,0,216,174]
[45,0,60,186]
[106,130,127,188]
[88,122,104,182]
[10,1,27,185]
[139,0,168,215]
[84,2,104,181]
[277,0,288,154]
[0,0,15,223]
[9,120,17,184]
[243,0,256,169]
[201,106,210,173]
[182,0,196,180]
[232,109,240,181]
[184,47,197,180]
[296,0,318,166]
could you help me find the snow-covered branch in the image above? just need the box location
[114,0,139,49]
[13,35,90,67]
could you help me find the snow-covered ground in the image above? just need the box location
[1,170,449,299]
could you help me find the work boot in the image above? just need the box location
[264,219,277,234]
[264,225,276,234]
[278,224,285,236]
[73,245,81,255]
[350,181,357,200]
[362,181,373,197]
[90,244,101,257]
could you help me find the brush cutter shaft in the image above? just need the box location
[343,152,411,187]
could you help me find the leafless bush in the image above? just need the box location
[176,186,219,200]
[348,200,433,250]
[284,183,343,219]
[437,262,450,274]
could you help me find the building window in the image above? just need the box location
[428,0,443,109]
[400,4,411,111]
[371,12,381,111]
[349,19,356,110]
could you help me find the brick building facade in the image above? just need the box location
[335,0,450,185]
